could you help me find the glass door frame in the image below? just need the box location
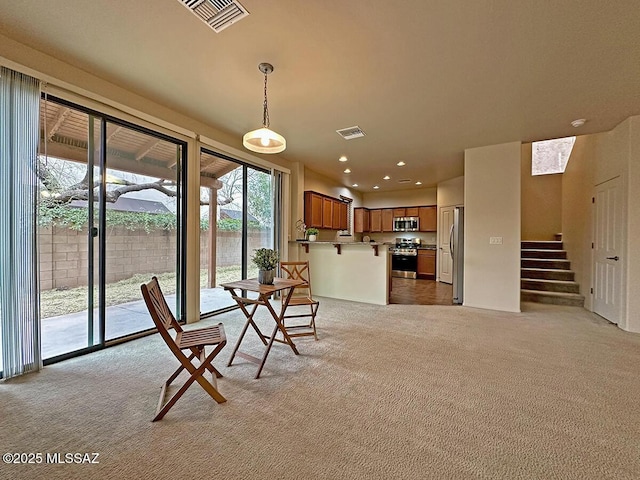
[199,147,275,318]
[41,95,188,365]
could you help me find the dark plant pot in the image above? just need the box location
[258,269,275,285]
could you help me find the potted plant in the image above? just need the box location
[306,228,319,241]
[252,248,279,284]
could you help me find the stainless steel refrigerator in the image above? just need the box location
[450,206,464,305]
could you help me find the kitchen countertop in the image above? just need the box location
[294,240,386,246]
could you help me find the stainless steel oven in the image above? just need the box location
[390,243,418,279]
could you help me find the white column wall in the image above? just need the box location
[464,142,521,312]
[625,116,640,332]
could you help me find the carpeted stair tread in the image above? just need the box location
[521,278,581,293]
[521,249,568,259]
[520,289,585,306]
[521,269,575,282]
[521,240,563,250]
[521,258,571,269]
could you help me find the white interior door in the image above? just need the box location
[593,177,623,324]
[438,206,454,283]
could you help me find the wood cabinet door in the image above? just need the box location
[419,206,437,231]
[304,192,323,228]
[405,207,420,217]
[339,202,348,230]
[363,208,370,232]
[322,197,333,228]
[382,209,394,232]
[370,209,382,232]
[393,208,405,218]
[417,250,436,278]
[354,208,365,233]
[332,200,341,229]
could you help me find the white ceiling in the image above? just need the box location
[1,0,640,192]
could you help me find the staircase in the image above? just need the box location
[520,239,585,306]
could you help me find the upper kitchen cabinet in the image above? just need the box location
[382,209,394,232]
[304,191,349,231]
[338,201,348,230]
[304,191,323,228]
[331,199,348,229]
[405,207,420,217]
[354,208,370,233]
[370,209,382,232]
[322,197,333,228]
[419,206,437,231]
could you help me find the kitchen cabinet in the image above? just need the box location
[419,206,437,231]
[322,197,333,228]
[405,207,420,217]
[331,200,340,229]
[382,209,394,232]
[331,199,348,229]
[304,191,323,228]
[393,208,405,217]
[417,250,436,279]
[305,191,351,231]
[370,209,382,232]
[354,208,369,233]
[338,201,348,230]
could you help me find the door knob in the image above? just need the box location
[606,256,619,261]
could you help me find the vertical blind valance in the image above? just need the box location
[0,67,42,379]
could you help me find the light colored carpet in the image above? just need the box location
[2,300,640,479]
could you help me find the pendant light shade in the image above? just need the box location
[243,63,286,154]
[243,127,286,154]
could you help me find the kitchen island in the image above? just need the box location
[291,241,390,305]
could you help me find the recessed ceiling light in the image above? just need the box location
[373,185,380,189]
[339,155,348,162]
[344,168,351,174]
[352,183,358,187]
[415,181,422,185]
[397,161,406,166]
[571,118,586,128]
[383,175,390,180]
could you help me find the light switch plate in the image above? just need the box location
[490,236,503,245]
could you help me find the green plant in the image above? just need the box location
[306,227,319,236]
[251,248,279,270]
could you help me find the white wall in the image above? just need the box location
[560,134,597,311]
[437,175,464,207]
[521,144,562,241]
[363,188,437,208]
[625,116,640,332]
[464,142,522,312]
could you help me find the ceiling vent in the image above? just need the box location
[336,126,366,140]
[397,179,412,184]
[179,0,249,33]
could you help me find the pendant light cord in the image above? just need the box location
[262,72,270,128]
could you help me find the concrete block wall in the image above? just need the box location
[40,226,270,291]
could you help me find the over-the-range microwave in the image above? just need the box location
[393,217,419,232]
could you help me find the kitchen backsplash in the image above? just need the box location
[361,232,437,245]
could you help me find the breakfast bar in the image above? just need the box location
[292,241,390,305]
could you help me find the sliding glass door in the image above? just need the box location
[38,96,186,361]
[199,149,274,316]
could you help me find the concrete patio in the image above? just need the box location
[41,286,237,359]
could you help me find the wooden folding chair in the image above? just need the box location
[140,276,227,422]
[279,261,320,340]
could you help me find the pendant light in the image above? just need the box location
[243,62,286,154]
